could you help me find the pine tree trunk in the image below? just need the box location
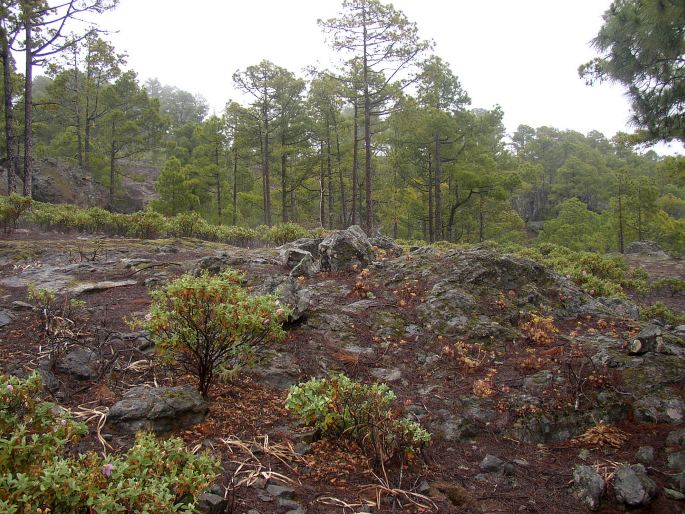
[108,121,116,211]
[351,99,359,226]
[479,193,485,242]
[73,49,83,167]
[618,188,625,253]
[1,26,17,193]
[232,143,238,225]
[23,16,33,197]
[364,82,372,234]
[362,12,372,234]
[215,145,221,220]
[434,132,442,240]
[281,149,288,223]
[326,123,333,229]
[428,155,434,243]
[319,140,325,228]
[333,115,347,227]
[261,93,272,226]
[280,129,287,223]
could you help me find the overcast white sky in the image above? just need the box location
[97,0,683,153]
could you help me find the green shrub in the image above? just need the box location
[146,270,290,398]
[169,211,207,238]
[651,277,685,297]
[20,200,318,247]
[286,372,430,466]
[215,225,259,246]
[0,372,218,513]
[512,243,648,297]
[640,301,685,325]
[127,209,169,239]
[264,222,312,245]
[0,194,32,234]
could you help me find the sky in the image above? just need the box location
[95,0,683,153]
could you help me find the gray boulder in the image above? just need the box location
[106,385,208,435]
[479,454,507,473]
[253,276,311,322]
[290,252,319,278]
[596,297,639,320]
[56,348,100,380]
[628,325,663,355]
[369,234,403,258]
[635,446,655,465]
[625,240,669,258]
[319,225,374,272]
[280,237,322,260]
[197,492,227,514]
[573,465,605,511]
[668,450,685,473]
[667,428,685,447]
[613,465,656,507]
[0,310,13,328]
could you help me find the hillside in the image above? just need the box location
[0,226,683,513]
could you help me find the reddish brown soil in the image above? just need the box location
[0,231,683,513]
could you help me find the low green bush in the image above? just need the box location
[651,277,685,297]
[168,211,207,238]
[3,196,315,247]
[0,372,219,513]
[640,301,685,325]
[127,209,169,239]
[264,222,311,245]
[286,372,430,466]
[512,243,648,298]
[0,194,32,234]
[146,270,290,398]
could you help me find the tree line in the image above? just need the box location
[1,0,683,254]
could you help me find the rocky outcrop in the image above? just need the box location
[613,465,656,508]
[253,276,311,323]
[573,465,605,511]
[319,225,374,272]
[106,385,208,434]
[369,234,403,258]
[625,240,669,258]
[56,348,100,380]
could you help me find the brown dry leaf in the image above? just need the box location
[574,422,629,448]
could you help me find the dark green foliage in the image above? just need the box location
[0,193,32,234]
[0,373,219,513]
[146,270,289,398]
[640,302,685,326]
[286,373,430,466]
[580,0,685,143]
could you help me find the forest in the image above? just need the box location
[0,0,682,255]
[1,1,685,513]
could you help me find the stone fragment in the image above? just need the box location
[106,385,208,435]
[572,465,605,511]
[613,465,656,508]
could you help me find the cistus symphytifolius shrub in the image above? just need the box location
[146,269,290,398]
[286,372,430,467]
[0,372,219,513]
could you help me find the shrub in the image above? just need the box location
[651,277,685,297]
[169,211,207,238]
[286,373,430,466]
[146,270,289,398]
[127,209,169,239]
[513,243,648,297]
[264,222,312,246]
[640,301,685,325]
[215,225,259,246]
[0,193,32,234]
[0,372,218,513]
